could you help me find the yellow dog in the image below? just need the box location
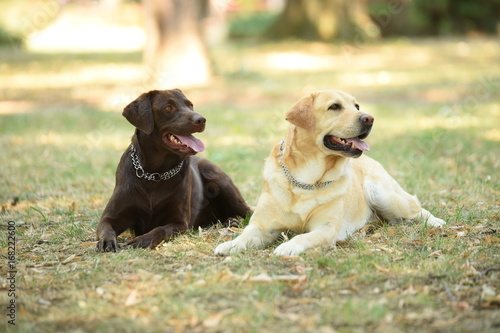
[215,90,445,256]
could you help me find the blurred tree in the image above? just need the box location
[142,0,211,87]
[413,0,500,36]
[267,0,380,41]
[369,0,500,37]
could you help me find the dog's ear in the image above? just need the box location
[123,92,154,134]
[285,94,316,131]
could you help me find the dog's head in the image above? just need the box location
[286,90,373,158]
[123,89,206,155]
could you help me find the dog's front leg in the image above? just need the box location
[274,219,341,257]
[96,219,119,252]
[214,224,278,255]
[126,222,188,249]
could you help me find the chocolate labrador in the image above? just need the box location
[96,89,251,252]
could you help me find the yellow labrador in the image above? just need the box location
[215,90,446,256]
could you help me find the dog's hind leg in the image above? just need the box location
[366,177,446,227]
[413,208,446,227]
[197,159,252,225]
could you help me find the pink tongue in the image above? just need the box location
[176,135,205,153]
[346,138,370,151]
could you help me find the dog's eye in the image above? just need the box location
[328,103,342,111]
[165,105,173,111]
[355,104,360,110]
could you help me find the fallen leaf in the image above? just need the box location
[431,319,458,328]
[38,298,51,305]
[217,269,250,282]
[217,227,239,237]
[484,235,500,243]
[203,314,223,328]
[296,265,306,274]
[338,289,352,295]
[61,254,77,264]
[79,241,97,247]
[279,255,303,260]
[373,263,390,273]
[481,295,500,308]
[96,287,105,296]
[456,301,472,311]
[30,261,59,268]
[371,246,394,253]
[248,273,273,283]
[403,285,418,295]
[274,275,307,283]
[427,250,443,258]
[222,256,233,263]
[483,283,496,293]
[318,326,336,333]
[203,310,232,328]
[124,289,139,307]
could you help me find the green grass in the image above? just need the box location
[1,37,499,332]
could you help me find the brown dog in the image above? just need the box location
[97,89,251,252]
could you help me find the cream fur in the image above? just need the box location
[215,90,445,257]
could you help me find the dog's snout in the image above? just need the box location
[193,114,206,126]
[359,114,374,126]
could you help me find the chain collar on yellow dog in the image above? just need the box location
[278,140,334,190]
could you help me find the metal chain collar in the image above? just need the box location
[130,145,184,182]
[278,141,334,190]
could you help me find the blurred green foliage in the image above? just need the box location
[0,0,497,47]
[230,0,500,41]
[228,11,277,39]
[0,0,59,46]
[369,0,499,37]
[0,24,22,46]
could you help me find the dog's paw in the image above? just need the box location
[273,241,306,257]
[125,234,160,249]
[96,238,118,252]
[214,240,247,256]
[426,217,446,228]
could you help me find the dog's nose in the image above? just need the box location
[359,114,374,126]
[193,114,206,126]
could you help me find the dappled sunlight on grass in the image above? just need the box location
[35,131,129,150]
[374,106,497,140]
[26,3,144,53]
[483,129,500,142]
[0,64,144,90]
[264,52,340,71]
[1,36,499,333]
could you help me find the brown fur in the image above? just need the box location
[97,89,251,252]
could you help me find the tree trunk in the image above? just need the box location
[268,0,379,41]
[142,0,211,88]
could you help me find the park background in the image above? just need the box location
[0,0,499,332]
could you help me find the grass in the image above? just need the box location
[0,36,499,332]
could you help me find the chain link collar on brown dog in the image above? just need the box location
[278,140,334,190]
[130,145,184,182]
